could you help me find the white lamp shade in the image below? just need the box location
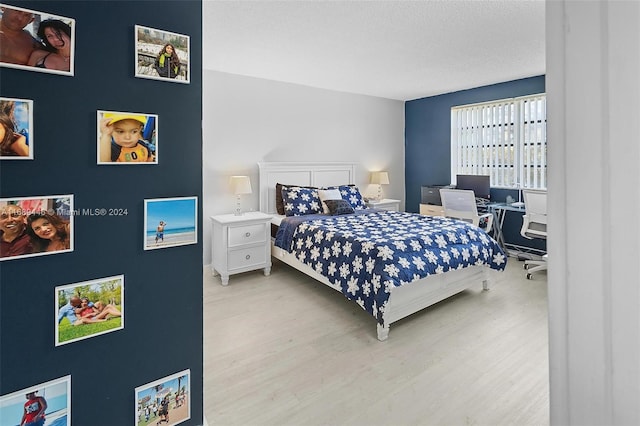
[230,176,252,195]
[370,171,390,185]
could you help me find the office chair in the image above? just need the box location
[439,189,494,232]
[520,189,548,279]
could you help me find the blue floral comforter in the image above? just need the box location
[274,210,507,324]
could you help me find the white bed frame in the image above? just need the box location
[258,161,492,341]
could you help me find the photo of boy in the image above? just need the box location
[97,110,157,165]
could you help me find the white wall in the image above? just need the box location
[202,71,405,265]
[547,1,640,424]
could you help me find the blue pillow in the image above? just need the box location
[326,185,367,210]
[281,186,322,216]
[324,199,355,215]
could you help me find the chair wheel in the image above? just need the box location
[527,273,533,280]
[523,264,529,270]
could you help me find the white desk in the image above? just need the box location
[486,202,526,253]
[419,204,445,216]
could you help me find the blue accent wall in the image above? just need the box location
[405,76,545,251]
[405,75,546,213]
[0,2,203,425]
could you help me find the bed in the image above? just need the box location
[258,162,507,341]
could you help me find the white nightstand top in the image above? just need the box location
[210,211,272,224]
[367,198,400,205]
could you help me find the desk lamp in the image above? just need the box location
[370,171,389,201]
[511,182,525,207]
[230,175,252,215]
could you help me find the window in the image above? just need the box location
[451,94,547,190]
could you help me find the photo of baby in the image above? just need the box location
[97,110,158,165]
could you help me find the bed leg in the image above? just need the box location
[376,323,389,341]
[482,279,489,291]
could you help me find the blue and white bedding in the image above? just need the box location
[274,210,507,324]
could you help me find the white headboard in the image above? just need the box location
[258,162,357,214]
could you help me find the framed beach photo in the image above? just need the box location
[55,275,124,346]
[135,369,190,426]
[0,96,33,159]
[135,24,190,84]
[0,375,71,426]
[96,110,158,165]
[0,194,73,261]
[0,4,75,76]
[143,196,197,251]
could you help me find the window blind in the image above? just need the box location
[451,94,547,190]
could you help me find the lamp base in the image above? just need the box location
[234,196,243,215]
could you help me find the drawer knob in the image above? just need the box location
[245,232,251,237]
[245,254,251,260]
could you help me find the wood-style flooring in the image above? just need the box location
[203,257,549,426]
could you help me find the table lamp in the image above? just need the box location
[370,171,389,201]
[230,175,252,215]
[511,182,525,207]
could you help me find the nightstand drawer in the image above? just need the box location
[228,246,267,270]
[228,223,266,247]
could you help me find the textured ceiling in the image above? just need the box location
[203,0,545,101]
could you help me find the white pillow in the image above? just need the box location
[318,188,343,214]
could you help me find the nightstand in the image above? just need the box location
[210,211,272,285]
[366,198,401,211]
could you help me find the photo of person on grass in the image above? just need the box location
[55,275,124,346]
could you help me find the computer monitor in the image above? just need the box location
[455,174,491,200]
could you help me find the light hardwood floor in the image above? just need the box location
[203,258,549,426]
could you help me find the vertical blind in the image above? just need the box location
[451,94,547,189]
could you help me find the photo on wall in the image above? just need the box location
[0,194,73,261]
[135,369,190,426]
[0,375,71,426]
[143,196,197,250]
[0,96,33,159]
[0,4,75,76]
[96,110,158,164]
[55,274,124,346]
[135,24,190,84]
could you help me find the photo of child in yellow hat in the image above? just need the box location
[97,110,158,164]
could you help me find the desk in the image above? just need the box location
[486,202,526,252]
[419,204,445,216]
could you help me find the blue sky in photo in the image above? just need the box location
[146,198,196,232]
[137,373,189,401]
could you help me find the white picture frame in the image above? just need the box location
[0,4,75,76]
[96,110,158,165]
[0,375,71,426]
[135,369,190,426]
[135,24,190,84]
[0,194,74,261]
[143,196,198,250]
[55,275,125,346]
[0,96,33,159]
